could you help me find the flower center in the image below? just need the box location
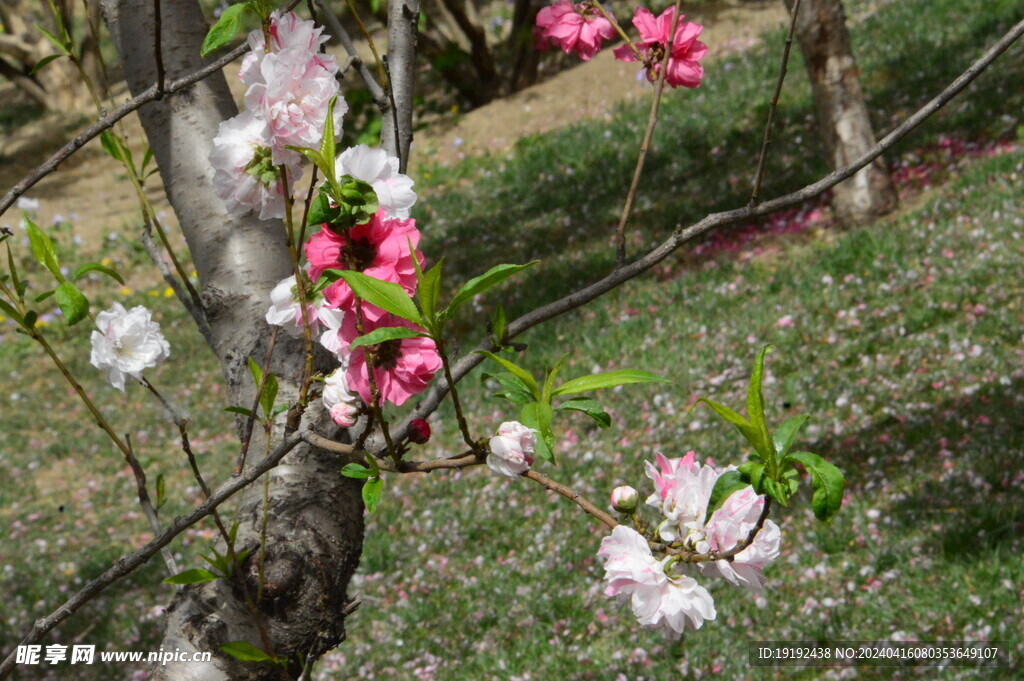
[373,339,402,370]
[244,145,278,188]
[348,237,377,271]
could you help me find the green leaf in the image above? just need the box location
[698,397,771,462]
[335,271,422,326]
[773,414,809,458]
[306,188,334,228]
[53,281,89,325]
[30,53,63,75]
[0,298,25,326]
[24,217,62,281]
[23,310,37,330]
[36,25,70,56]
[341,463,373,479]
[738,460,766,494]
[475,351,539,400]
[34,290,55,303]
[99,130,135,174]
[541,354,568,405]
[520,401,555,463]
[362,477,383,513]
[219,641,274,663]
[785,452,845,522]
[319,96,339,182]
[260,373,278,419]
[491,304,506,344]
[348,325,423,350]
[763,477,789,507]
[228,521,240,546]
[224,406,255,418]
[704,470,748,522]
[444,261,538,318]
[247,356,263,387]
[484,371,538,405]
[417,259,443,328]
[6,244,25,301]
[287,145,328,177]
[155,473,166,510]
[746,345,774,461]
[554,396,611,428]
[73,262,126,285]
[200,3,250,56]
[552,369,669,397]
[164,568,219,585]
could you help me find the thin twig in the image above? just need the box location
[313,0,388,107]
[385,15,1024,450]
[235,326,280,476]
[0,431,306,680]
[124,434,179,575]
[749,0,801,206]
[524,470,618,529]
[153,0,165,96]
[141,222,214,345]
[383,57,403,171]
[437,340,478,453]
[613,0,683,269]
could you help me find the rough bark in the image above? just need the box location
[100,2,364,679]
[785,0,897,224]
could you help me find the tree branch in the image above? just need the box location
[524,470,618,529]
[313,0,387,107]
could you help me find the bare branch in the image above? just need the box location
[524,470,618,529]
[0,430,306,681]
[124,434,179,575]
[313,0,388,107]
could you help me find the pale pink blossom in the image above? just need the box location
[535,0,615,61]
[697,487,781,592]
[89,303,170,392]
[598,525,716,633]
[644,451,717,542]
[336,145,417,218]
[341,313,440,406]
[487,421,538,478]
[239,11,335,87]
[323,367,360,427]
[613,7,707,89]
[265,275,338,336]
[209,111,302,220]
[304,212,424,318]
[243,48,346,164]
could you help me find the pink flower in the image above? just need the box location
[697,487,781,592]
[341,314,440,406]
[487,421,538,477]
[598,525,716,633]
[304,212,424,318]
[644,451,717,542]
[209,111,302,220]
[535,0,615,61]
[613,7,707,89]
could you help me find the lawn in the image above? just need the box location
[0,0,1021,679]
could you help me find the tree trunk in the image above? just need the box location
[100,2,365,679]
[785,0,897,225]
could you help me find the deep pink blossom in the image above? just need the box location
[341,314,441,407]
[304,212,424,319]
[613,7,707,88]
[535,0,615,61]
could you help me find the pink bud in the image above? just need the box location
[329,402,358,428]
[408,418,431,445]
[610,486,639,513]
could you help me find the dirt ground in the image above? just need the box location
[0,0,786,244]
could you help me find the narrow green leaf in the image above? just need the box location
[200,3,250,56]
[319,96,339,182]
[0,298,25,326]
[520,401,555,463]
[747,345,774,461]
[74,262,125,285]
[224,406,255,417]
[491,303,506,343]
[484,371,537,407]
[34,290,55,303]
[341,463,372,479]
[698,397,772,461]
[53,281,89,325]
[785,452,845,522]
[220,641,274,663]
[475,351,539,400]
[247,356,263,387]
[554,396,611,428]
[99,130,135,175]
[30,53,62,75]
[552,369,669,397]
[773,414,809,458]
[164,568,219,585]
[260,373,278,419]
[541,354,568,405]
[36,25,70,56]
[24,217,62,281]
[445,261,538,318]
[286,145,331,182]
[763,477,789,507]
[362,477,383,513]
[348,325,422,350]
[228,521,239,546]
[418,259,443,327]
[336,271,422,325]
[492,390,533,407]
[704,470,748,522]
[155,473,166,509]
[6,244,24,302]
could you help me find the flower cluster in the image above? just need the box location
[210,11,345,220]
[598,451,780,634]
[534,3,707,89]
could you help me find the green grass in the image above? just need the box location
[1,0,1023,679]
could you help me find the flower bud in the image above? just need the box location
[408,418,431,445]
[610,486,639,514]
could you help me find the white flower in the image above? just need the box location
[487,421,537,478]
[209,111,302,220]
[644,451,717,542]
[598,525,716,634]
[317,305,347,360]
[265,275,333,336]
[322,368,360,427]
[336,145,417,218]
[89,303,170,392]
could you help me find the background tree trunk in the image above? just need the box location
[100,1,365,678]
[784,0,897,224]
